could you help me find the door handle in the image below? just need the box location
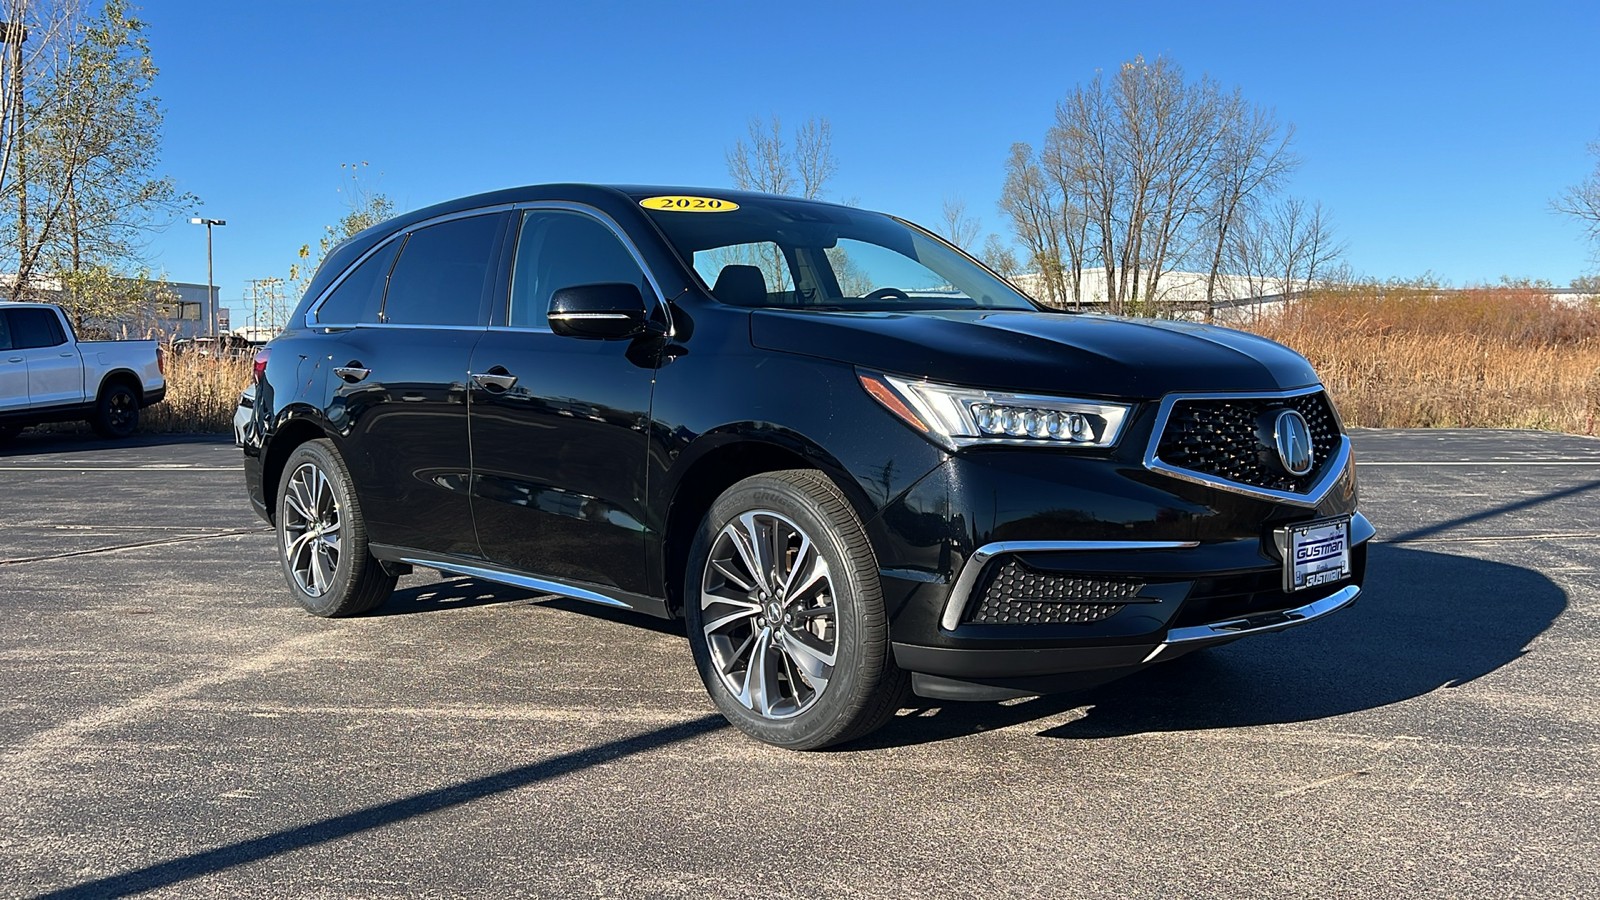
[470,369,517,392]
[6,356,22,364]
[334,364,371,383]
[60,352,73,358]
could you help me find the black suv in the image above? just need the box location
[241,185,1370,749]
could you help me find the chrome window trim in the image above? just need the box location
[490,200,675,336]
[1142,386,1350,508]
[1142,584,1361,662]
[304,204,517,330]
[940,540,1200,632]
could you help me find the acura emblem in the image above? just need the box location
[1273,409,1314,476]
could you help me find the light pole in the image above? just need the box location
[189,218,225,339]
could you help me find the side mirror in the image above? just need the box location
[548,283,652,340]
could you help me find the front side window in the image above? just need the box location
[508,210,649,328]
[0,311,12,350]
[315,240,400,325]
[639,193,1036,312]
[381,213,504,326]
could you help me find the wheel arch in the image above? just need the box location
[95,369,143,403]
[260,408,337,524]
[659,431,874,618]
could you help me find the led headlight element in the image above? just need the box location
[857,370,1130,451]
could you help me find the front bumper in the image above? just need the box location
[865,438,1371,699]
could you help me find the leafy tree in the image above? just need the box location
[3,0,193,319]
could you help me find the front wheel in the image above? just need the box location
[686,470,908,749]
[276,439,395,617]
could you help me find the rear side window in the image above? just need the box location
[316,240,400,325]
[0,312,12,350]
[508,210,649,328]
[381,214,504,326]
[9,309,66,348]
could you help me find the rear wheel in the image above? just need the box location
[686,470,909,749]
[276,439,395,616]
[92,383,139,438]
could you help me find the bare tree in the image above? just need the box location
[792,117,837,201]
[998,142,1069,307]
[1201,94,1297,318]
[726,114,838,200]
[724,114,838,295]
[1007,54,1311,318]
[1555,140,1600,254]
[937,195,981,251]
[1245,197,1346,301]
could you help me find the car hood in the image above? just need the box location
[748,308,1319,399]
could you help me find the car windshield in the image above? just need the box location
[635,192,1039,312]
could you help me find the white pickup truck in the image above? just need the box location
[0,302,166,441]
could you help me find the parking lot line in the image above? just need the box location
[1360,460,1600,466]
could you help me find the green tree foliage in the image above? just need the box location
[3,0,194,327]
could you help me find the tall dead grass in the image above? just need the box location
[140,349,253,433]
[1236,284,1600,433]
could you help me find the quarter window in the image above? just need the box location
[382,214,504,326]
[315,240,399,325]
[508,210,650,328]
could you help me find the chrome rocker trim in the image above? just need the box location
[399,556,633,609]
[1141,583,1362,663]
[1143,386,1351,509]
[940,540,1201,632]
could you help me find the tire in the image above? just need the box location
[0,425,21,442]
[91,383,139,438]
[275,439,396,617]
[685,470,909,750]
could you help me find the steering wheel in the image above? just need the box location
[862,286,911,302]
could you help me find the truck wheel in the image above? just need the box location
[92,384,139,438]
[685,470,909,750]
[276,439,396,617]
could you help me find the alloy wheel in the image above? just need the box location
[700,510,837,719]
[281,461,343,597]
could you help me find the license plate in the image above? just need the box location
[1282,516,1351,593]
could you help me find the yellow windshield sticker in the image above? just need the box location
[640,195,740,213]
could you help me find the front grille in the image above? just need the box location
[965,559,1142,626]
[1154,391,1340,493]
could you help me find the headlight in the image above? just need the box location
[857,370,1130,451]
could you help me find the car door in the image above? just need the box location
[467,207,662,595]
[9,308,83,408]
[0,311,27,412]
[312,210,510,556]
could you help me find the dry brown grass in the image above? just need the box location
[1235,284,1600,433]
[140,349,253,433]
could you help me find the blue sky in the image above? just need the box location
[139,0,1600,324]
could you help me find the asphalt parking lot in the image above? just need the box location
[1,428,1597,899]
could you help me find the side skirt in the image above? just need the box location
[367,543,672,620]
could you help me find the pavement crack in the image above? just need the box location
[0,527,272,566]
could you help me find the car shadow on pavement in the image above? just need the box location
[850,544,1567,748]
[373,577,688,635]
[36,714,728,900]
[0,431,232,457]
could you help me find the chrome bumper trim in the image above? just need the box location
[1142,583,1361,663]
[940,540,1201,632]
